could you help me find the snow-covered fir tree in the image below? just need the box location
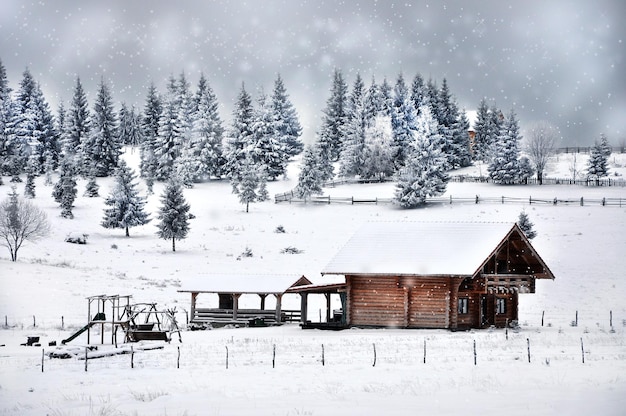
[410,73,427,117]
[156,178,190,252]
[472,98,491,162]
[449,108,472,168]
[24,155,37,199]
[66,77,90,167]
[140,82,162,183]
[295,145,323,200]
[154,76,184,180]
[361,115,395,181]
[52,158,77,219]
[83,166,100,197]
[231,154,265,212]
[390,73,417,169]
[586,136,610,184]
[251,90,287,180]
[488,108,522,184]
[190,74,224,180]
[364,77,381,125]
[174,140,197,188]
[101,160,150,236]
[118,103,143,147]
[517,210,537,240]
[224,83,255,179]
[317,68,348,164]
[42,149,55,186]
[378,77,393,117]
[0,58,12,175]
[436,78,465,169]
[271,74,303,158]
[394,106,449,208]
[598,133,612,158]
[83,78,120,177]
[339,74,367,178]
[518,156,535,185]
[7,68,38,176]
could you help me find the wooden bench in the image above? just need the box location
[192,308,281,327]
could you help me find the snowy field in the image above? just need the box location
[1,150,625,415]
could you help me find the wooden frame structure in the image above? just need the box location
[311,222,554,330]
[178,275,313,327]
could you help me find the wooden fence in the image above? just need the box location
[275,191,626,207]
[449,175,626,187]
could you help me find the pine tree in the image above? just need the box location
[224,83,255,178]
[154,76,183,180]
[83,166,100,197]
[191,74,224,180]
[118,103,143,147]
[362,116,394,181]
[140,82,161,182]
[52,158,77,219]
[271,74,303,158]
[24,156,37,199]
[364,77,381,125]
[101,160,150,236]
[84,78,120,177]
[598,133,612,158]
[450,109,472,168]
[517,210,537,240]
[410,73,426,116]
[586,136,610,184]
[339,74,367,178]
[472,98,491,161]
[488,109,522,184]
[252,90,287,180]
[295,144,324,200]
[518,156,535,184]
[317,68,348,163]
[231,155,264,212]
[0,58,13,175]
[378,78,393,117]
[390,73,417,169]
[66,77,90,168]
[394,106,449,208]
[156,178,190,252]
[7,68,38,176]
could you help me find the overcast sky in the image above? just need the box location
[1,0,624,146]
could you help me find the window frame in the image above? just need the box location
[458,297,469,315]
[496,297,506,314]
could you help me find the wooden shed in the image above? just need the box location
[318,222,554,330]
[178,274,312,327]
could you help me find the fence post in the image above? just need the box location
[423,339,426,364]
[581,338,585,364]
[527,338,531,363]
[41,348,45,373]
[580,197,584,206]
[33,315,36,327]
[541,311,545,327]
[372,343,377,367]
[475,195,479,204]
[602,197,606,206]
[322,344,325,366]
[575,311,578,327]
[272,344,276,368]
[473,339,477,365]
[225,346,229,369]
[177,346,180,369]
[610,310,613,328]
[84,347,88,372]
[529,196,532,205]
[61,316,64,330]
[131,346,134,368]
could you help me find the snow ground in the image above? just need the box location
[0,150,625,415]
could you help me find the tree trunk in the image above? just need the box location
[246,202,249,213]
[125,226,130,237]
[172,237,176,252]
[537,171,543,185]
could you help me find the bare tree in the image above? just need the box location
[525,121,559,185]
[0,187,50,261]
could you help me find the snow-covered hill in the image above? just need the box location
[0,150,625,415]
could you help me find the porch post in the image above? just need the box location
[232,294,241,320]
[274,294,283,323]
[300,293,308,323]
[259,294,267,310]
[325,293,331,322]
[190,292,198,322]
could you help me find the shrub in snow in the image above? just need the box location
[237,247,253,260]
[275,225,286,233]
[65,233,88,244]
[281,246,303,254]
[517,210,537,240]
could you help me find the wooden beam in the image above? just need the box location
[274,294,282,323]
[300,293,308,323]
[232,294,241,320]
[325,293,331,322]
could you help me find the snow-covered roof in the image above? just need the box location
[178,274,311,294]
[322,222,516,277]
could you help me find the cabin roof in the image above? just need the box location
[322,222,525,277]
[178,274,312,295]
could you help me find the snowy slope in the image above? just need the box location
[0,150,625,415]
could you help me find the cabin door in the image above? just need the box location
[480,295,495,328]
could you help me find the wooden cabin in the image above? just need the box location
[317,222,554,330]
[178,274,312,327]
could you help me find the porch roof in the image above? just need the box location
[178,274,312,295]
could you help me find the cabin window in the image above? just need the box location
[496,298,506,314]
[458,298,469,314]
